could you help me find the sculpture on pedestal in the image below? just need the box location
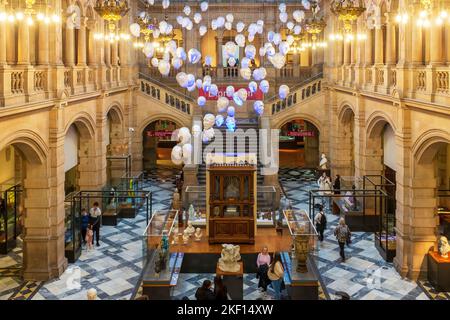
[194,228,203,241]
[438,235,450,258]
[185,221,195,237]
[182,230,190,244]
[218,244,241,272]
[319,153,328,169]
[294,235,310,273]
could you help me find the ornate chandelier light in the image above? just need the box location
[0,0,61,25]
[395,0,449,27]
[330,0,365,34]
[94,0,130,43]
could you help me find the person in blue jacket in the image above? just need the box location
[81,208,89,245]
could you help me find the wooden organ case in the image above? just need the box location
[206,164,257,244]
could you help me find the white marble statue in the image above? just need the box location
[182,230,190,245]
[317,172,332,196]
[218,244,241,272]
[319,153,328,169]
[438,235,450,258]
[194,228,203,241]
[185,221,195,237]
[172,227,179,245]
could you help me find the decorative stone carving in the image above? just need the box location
[218,244,241,272]
[438,235,450,258]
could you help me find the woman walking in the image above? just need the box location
[334,218,351,262]
[267,252,284,300]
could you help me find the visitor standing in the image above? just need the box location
[333,174,341,195]
[213,276,228,301]
[314,205,327,242]
[85,224,94,251]
[81,208,89,245]
[267,252,284,300]
[334,217,351,262]
[195,280,215,301]
[256,246,271,292]
[89,202,102,247]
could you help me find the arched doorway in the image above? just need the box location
[278,119,320,168]
[0,145,24,254]
[105,107,126,188]
[142,119,180,171]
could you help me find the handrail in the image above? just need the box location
[264,72,324,103]
[138,72,195,103]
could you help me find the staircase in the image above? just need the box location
[197,118,264,186]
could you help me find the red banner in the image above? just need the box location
[198,86,264,101]
[288,131,315,137]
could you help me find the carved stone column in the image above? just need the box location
[17,20,30,65]
[77,18,87,66]
[385,14,396,65]
[65,26,75,66]
[374,26,384,64]
[429,22,443,65]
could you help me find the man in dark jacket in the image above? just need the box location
[195,280,215,300]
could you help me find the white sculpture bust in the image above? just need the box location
[438,235,450,258]
[319,153,328,169]
[87,288,97,300]
[182,229,190,244]
[185,221,195,236]
[194,228,202,241]
[218,244,241,273]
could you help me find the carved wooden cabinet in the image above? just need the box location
[206,165,256,244]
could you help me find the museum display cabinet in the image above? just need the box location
[0,181,23,254]
[106,154,132,188]
[64,192,82,263]
[207,164,257,244]
[184,185,207,226]
[437,190,450,240]
[427,250,450,292]
[70,190,152,227]
[283,209,320,300]
[256,186,277,227]
[142,210,183,300]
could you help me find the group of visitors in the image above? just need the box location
[195,277,229,301]
[81,202,102,249]
[314,204,352,262]
[256,247,285,300]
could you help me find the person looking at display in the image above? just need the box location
[314,205,327,242]
[256,246,271,293]
[334,217,351,262]
[195,280,215,301]
[81,208,89,246]
[213,276,228,301]
[333,174,341,195]
[89,202,102,247]
[267,252,284,300]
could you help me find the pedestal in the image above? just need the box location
[282,253,319,300]
[427,250,450,291]
[216,262,244,300]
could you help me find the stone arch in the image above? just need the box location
[412,129,450,165]
[336,104,356,176]
[106,102,125,125]
[64,112,96,139]
[273,113,323,135]
[366,111,397,139]
[0,130,48,165]
[138,114,187,136]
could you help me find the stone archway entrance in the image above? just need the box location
[278,119,320,168]
[142,119,180,171]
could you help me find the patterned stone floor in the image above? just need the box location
[0,166,447,300]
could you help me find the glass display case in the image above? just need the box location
[106,154,131,188]
[0,182,23,254]
[120,171,145,194]
[64,192,82,263]
[184,186,206,226]
[283,209,318,273]
[257,186,277,226]
[142,210,179,273]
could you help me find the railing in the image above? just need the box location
[223,66,239,78]
[270,77,323,115]
[202,66,217,77]
[139,76,193,116]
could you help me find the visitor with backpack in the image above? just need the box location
[314,205,327,242]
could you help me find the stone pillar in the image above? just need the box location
[111,41,119,66]
[411,24,423,65]
[364,28,373,66]
[0,21,6,65]
[445,23,450,64]
[216,31,223,77]
[17,20,30,65]
[385,14,396,65]
[343,40,351,65]
[429,22,443,65]
[22,151,67,280]
[87,24,97,66]
[38,21,49,65]
[374,26,384,64]
[65,26,75,66]
[77,18,87,66]
[104,40,111,66]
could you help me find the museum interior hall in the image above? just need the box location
[0,0,449,301]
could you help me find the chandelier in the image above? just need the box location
[94,0,130,43]
[0,0,61,25]
[302,0,327,49]
[395,0,449,27]
[330,0,365,34]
